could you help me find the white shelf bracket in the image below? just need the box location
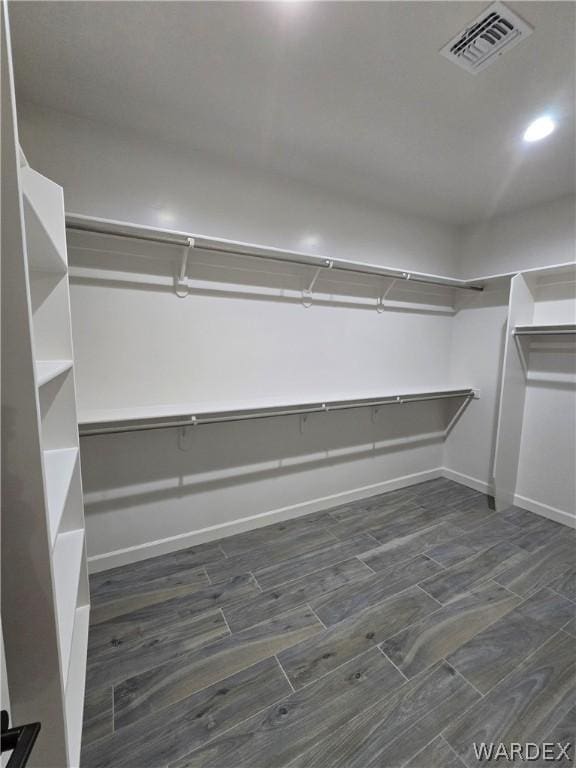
[177,415,198,450]
[175,237,195,298]
[376,279,397,313]
[302,259,333,308]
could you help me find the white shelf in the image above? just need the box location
[21,167,68,275]
[36,359,73,387]
[65,605,90,768]
[514,323,576,337]
[44,448,79,547]
[53,529,85,685]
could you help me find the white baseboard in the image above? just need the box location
[87,467,443,573]
[511,493,576,529]
[441,467,494,496]
[442,467,575,529]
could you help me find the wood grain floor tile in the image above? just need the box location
[327,501,422,539]
[82,658,291,768]
[311,555,443,627]
[563,618,576,637]
[420,542,526,604]
[88,575,257,657]
[381,581,520,679]
[170,648,404,768]
[359,522,456,572]
[90,569,211,625]
[89,543,225,599]
[447,588,575,694]
[252,533,377,591]
[423,516,522,569]
[82,686,113,747]
[205,527,340,584]
[278,586,438,688]
[406,736,467,768]
[551,567,576,603]
[114,606,323,729]
[287,660,479,768]
[444,631,576,767]
[530,705,576,766]
[218,514,333,557]
[494,535,576,598]
[223,558,372,632]
[87,610,229,690]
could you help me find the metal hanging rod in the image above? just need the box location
[514,324,576,336]
[79,388,475,437]
[65,214,484,293]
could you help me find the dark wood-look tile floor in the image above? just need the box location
[81,479,576,768]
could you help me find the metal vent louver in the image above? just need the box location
[440,2,533,74]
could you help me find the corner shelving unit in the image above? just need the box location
[25,163,89,766]
[1,41,90,763]
[493,264,576,514]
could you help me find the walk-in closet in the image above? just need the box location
[2,1,575,766]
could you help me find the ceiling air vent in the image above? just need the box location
[440,2,533,74]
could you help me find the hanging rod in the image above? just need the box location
[79,388,475,437]
[65,214,484,293]
[514,324,576,336]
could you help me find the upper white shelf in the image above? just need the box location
[36,359,73,387]
[21,167,68,275]
[514,324,576,337]
[65,213,483,293]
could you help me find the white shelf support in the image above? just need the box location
[174,237,195,298]
[376,279,397,313]
[302,259,333,308]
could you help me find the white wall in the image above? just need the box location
[18,102,465,569]
[18,102,575,567]
[458,195,576,279]
[18,102,459,276]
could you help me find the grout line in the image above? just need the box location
[405,734,442,766]
[548,585,576,605]
[306,602,327,630]
[219,607,233,636]
[442,659,485,698]
[441,734,466,765]
[249,572,264,592]
[274,654,296,693]
[415,583,444,606]
[422,553,448,570]
[358,555,377,574]
[378,646,409,681]
[201,565,212,586]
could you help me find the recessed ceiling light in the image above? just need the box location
[523,115,556,143]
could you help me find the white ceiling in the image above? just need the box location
[9,1,576,225]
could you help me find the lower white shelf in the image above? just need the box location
[53,529,85,686]
[65,604,90,768]
[44,447,79,546]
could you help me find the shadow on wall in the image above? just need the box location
[80,398,468,518]
[67,232,458,315]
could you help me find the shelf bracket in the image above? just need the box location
[376,279,397,313]
[177,415,198,450]
[175,238,195,298]
[371,406,379,423]
[302,259,333,308]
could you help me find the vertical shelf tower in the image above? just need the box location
[2,9,89,761]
